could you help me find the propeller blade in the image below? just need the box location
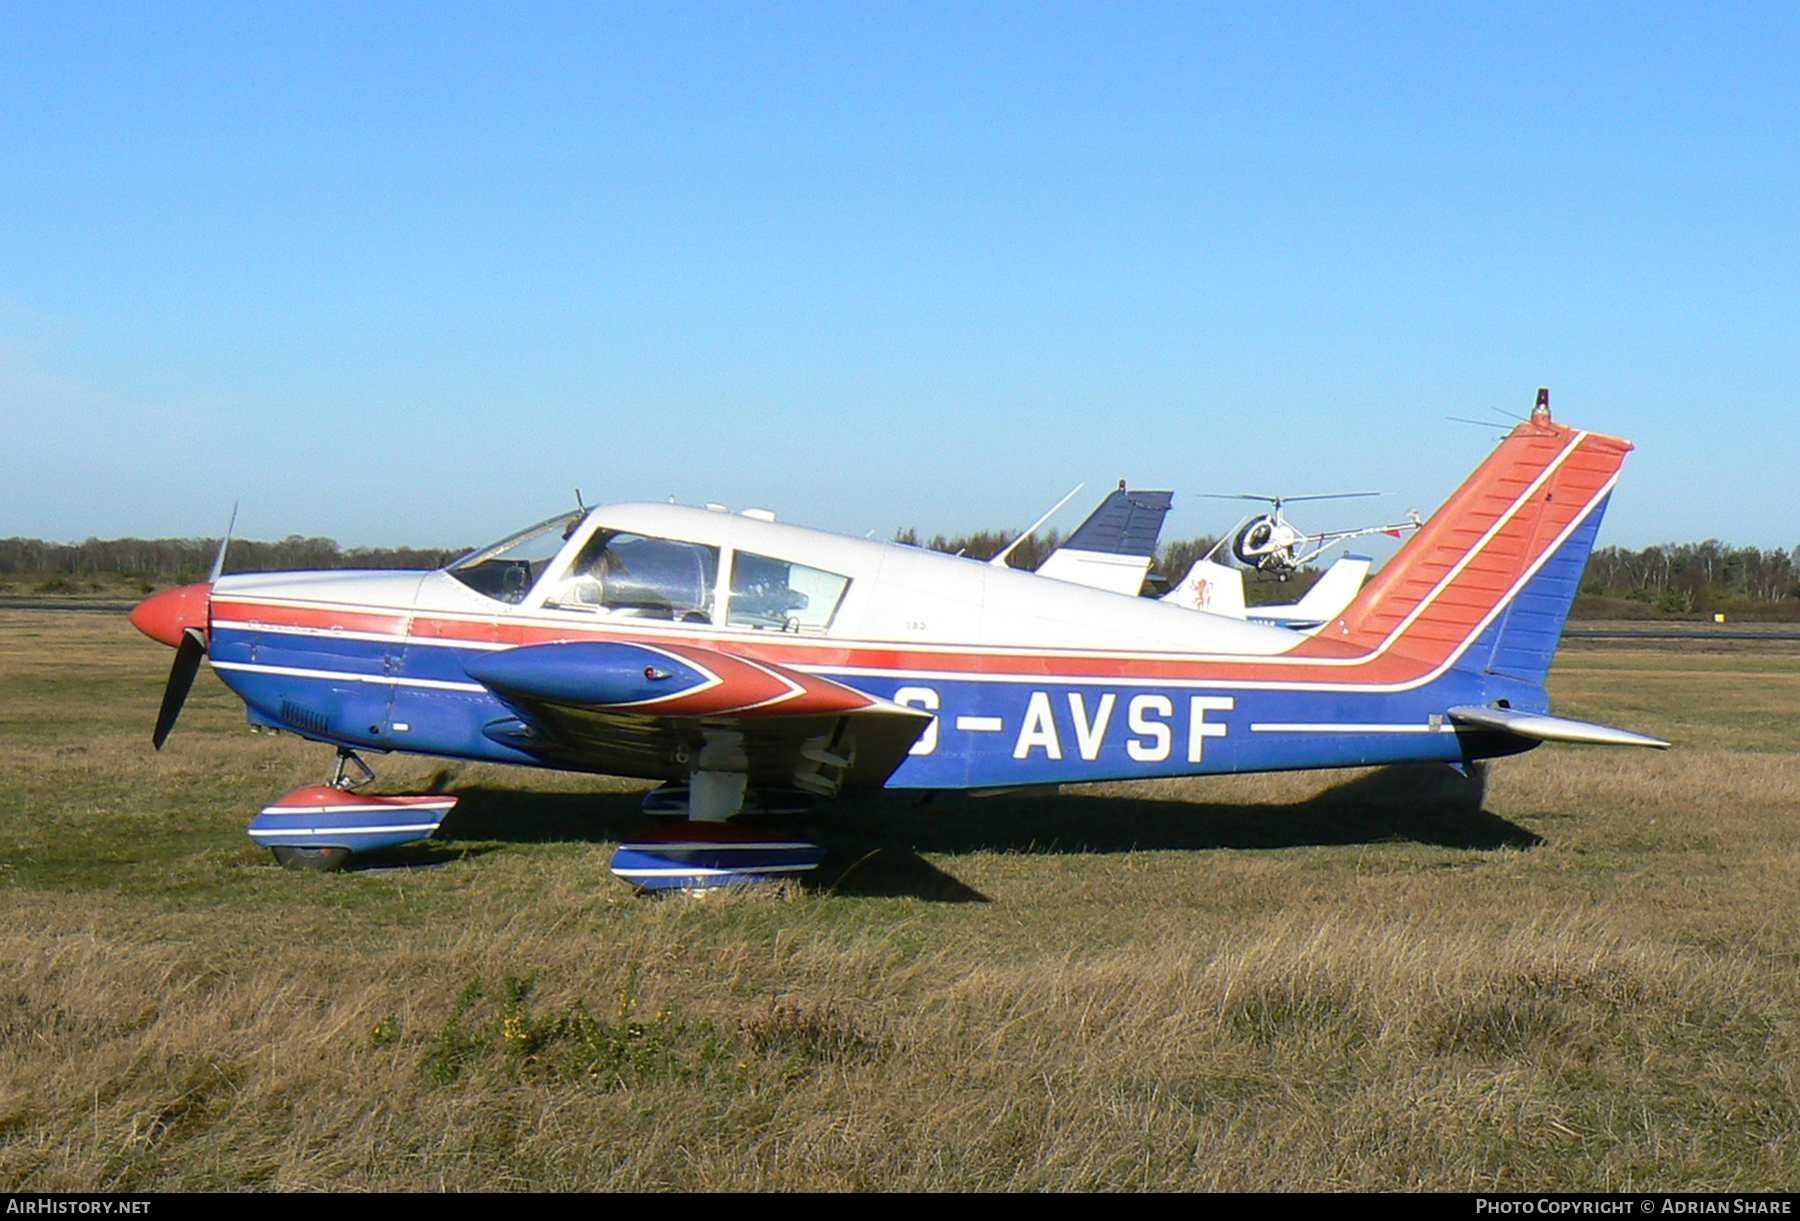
[152,628,205,750]
[209,503,238,583]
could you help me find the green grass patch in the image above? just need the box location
[3,610,1799,1189]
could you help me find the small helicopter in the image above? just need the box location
[1203,491,1423,577]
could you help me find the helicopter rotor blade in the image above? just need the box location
[1197,491,1383,504]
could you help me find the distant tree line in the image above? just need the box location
[1579,541,1800,617]
[892,526,1069,571]
[0,535,466,592]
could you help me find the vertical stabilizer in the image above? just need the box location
[1160,557,1247,616]
[1312,392,1631,680]
[1036,485,1175,597]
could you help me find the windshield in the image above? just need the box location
[447,510,585,604]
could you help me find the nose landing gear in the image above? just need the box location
[252,749,457,871]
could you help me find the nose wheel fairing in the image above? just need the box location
[249,786,456,863]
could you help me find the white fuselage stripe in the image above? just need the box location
[1249,722,1460,734]
[211,659,484,692]
[261,804,456,816]
[610,864,819,877]
[616,842,820,852]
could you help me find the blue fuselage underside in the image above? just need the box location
[209,614,1545,791]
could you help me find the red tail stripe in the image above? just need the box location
[1295,423,1628,660]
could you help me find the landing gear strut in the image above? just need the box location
[609,766,827,892]
[329,747,376,790]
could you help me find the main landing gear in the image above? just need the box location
[249,748,457,872]
[608,769,827,893]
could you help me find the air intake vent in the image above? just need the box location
[280,699,330,736]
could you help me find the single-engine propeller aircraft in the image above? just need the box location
[132,389,1667,889]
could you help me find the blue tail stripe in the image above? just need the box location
[1462,493,1610,686]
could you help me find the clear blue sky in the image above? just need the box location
[3,3,1795,551]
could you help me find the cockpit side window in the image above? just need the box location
[447,511,584,605]
[726,551,850,633]
[543,532,719,622]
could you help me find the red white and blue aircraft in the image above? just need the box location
[131,390,1666,888]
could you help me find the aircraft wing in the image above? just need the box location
[464,640,933,794]
[1447,705,1669,749]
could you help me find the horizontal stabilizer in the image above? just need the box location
[1036,549,1155,597]
[1277,555,1371,623]
[1448,705,1669,749]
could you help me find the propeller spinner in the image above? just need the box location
[130,507,234,749]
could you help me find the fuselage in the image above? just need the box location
[201,494,1585,791]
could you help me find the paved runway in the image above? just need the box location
[1,599,138,613]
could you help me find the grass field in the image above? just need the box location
[2,610,1797,1191]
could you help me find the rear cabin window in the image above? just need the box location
[542,532,719,622]
[727,551,849,633]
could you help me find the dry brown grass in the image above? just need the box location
[1,611,1797,1190]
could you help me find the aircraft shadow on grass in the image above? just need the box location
[410,763,1541,903]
